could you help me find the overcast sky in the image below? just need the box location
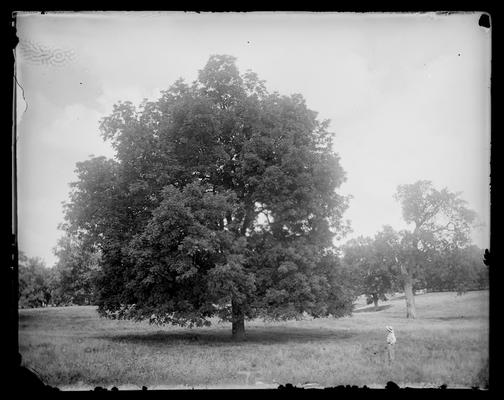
[15,11,491,267]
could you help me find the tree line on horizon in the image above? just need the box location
[18,233,488,311]
[342,229,488,311]
[18,237,99,309]
[18,55,488,337]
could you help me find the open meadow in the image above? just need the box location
[18,290,489,390]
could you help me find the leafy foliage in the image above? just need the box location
[343,224,487,310]
[50,234,101,306]
[62,55,352,334]
[18,252,53,308]
[424,244,489,294]
[18,238,100,308]
[395,180,477,252]
[343,233,399,308]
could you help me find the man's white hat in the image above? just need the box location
[386,326,394,332]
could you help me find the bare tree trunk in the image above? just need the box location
[373,295,379,310]
[231,299,245,340]
[404,277,416,319]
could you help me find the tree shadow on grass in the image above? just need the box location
[425,316,481,321]
[95,327,357,346]
[19,313,33,322]
[353,305,392,313]
[19,313,35,329]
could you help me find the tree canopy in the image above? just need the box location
[62,55,352,338]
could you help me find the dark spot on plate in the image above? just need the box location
[479,14,491,29]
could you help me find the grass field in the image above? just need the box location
[18,290,489,390]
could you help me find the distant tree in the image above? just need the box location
[51,233,101,306]
[425,245,488,294]
[62,55,353,339]
[450,245,488,294]
[343,235,396,310]
[393,180,477,318]
[18,252,52,308]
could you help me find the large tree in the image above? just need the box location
[63,55,352,339]
[393,180,477,318]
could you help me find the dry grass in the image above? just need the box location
[19,290,489,389]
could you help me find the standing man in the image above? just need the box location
[386,326,396,364]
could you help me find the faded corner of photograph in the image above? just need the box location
[14,10,490,391]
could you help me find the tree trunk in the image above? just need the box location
[373,295,379,310]
[404,278,416,319]
[231,300,245,340]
